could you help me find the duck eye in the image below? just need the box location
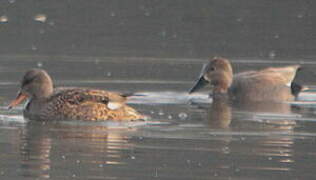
[210,67,216,71]
[22,79,31,87]
[22,76,36,87]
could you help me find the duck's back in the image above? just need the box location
[229,65,300,102]
[25,88,142,121]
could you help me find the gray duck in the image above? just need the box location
[189,57,307,102]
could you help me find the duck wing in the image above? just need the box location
[51,88,127,110]
[234,65,300,86]
[230,65,300,101]
[258,65,300,85]
[38,88,144,121]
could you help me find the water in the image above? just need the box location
[1,56,316,179]
[1,1,315,59]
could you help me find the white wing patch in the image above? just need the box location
[286,82,291,87]
[107,102,123,110]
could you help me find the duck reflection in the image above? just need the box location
[19,122,52,179]
[204,97,302,177]
[207,98,232,129]
[206,95,299,129]
[18,121,136,179]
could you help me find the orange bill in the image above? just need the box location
[8,92,28,109]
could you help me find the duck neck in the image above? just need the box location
[213,86,228,94]
[213,91,229,102]
[211,70,233,96]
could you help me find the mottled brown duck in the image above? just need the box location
[8,69,145,121]
[189,57,307,102]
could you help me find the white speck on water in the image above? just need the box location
[222,146,230,154]
[99,164,103,168]
[274,34,279,39]
[76,160,80,164]
[110,12,116,17]
[31,45,37,51]
[158,110,164,116]
[131,156,136,160]
[0,15,8,23]
[236,18,243,22]
[106,72,112,77]
[268,50,276,59]
[178,112,188,120]
[150,111,155,114]
[37,62,43,67]
[48,20,55,26]
[119,21,125,26]
[160,30,167,38]
[268,157,273,160]
[186,159,191,164]
[8,0,15,3]
[39,29,45,34]
[62,155,66,159]
[144,11,151,16]
[72,174,76,178]
[167,115,173,119]
[94,58,100,64]
[34,14,47,23]
[297,14,304,18]
[240,137,246,141]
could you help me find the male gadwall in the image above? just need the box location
[189,57,306,102]
[8,69,145,121]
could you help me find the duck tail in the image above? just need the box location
[291,82,309,97]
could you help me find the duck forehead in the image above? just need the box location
[211,60,232,73]
[24,69,44,78]
[22,74,36,87]
[22,70,44,86]
[211,57,227,65]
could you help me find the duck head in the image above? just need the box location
[8,69,54,109]
[189,57,233,94]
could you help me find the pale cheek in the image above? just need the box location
[203,74,211,81]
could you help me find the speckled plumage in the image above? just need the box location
[9,69,145,121]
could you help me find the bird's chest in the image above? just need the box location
[23,99,48,120]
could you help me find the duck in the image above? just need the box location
[8,69,145,121]
[189,57,306,102]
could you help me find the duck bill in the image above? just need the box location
[8,91,28,109]
[188,76,209,94]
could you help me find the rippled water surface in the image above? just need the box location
[1,56,316,179]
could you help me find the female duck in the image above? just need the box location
[189,57,306,102]
[8,69,145,121]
